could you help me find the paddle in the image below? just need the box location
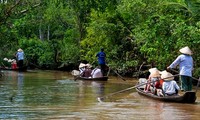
[168,68,199,81]
[112,69,126,81]
[168,68,200,92]
[97,74,180,102]
[195,77,200,92]
[106,65,126,81]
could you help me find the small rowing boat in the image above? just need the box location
[135,86,196,103]
[0,66,28,72]
[74,76,108,81]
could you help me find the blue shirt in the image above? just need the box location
[16,51,24,61]
[96,51,106,65]
[169,54,193,77]
[162,80,180,95]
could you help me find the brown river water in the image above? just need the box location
[0,70,200,120]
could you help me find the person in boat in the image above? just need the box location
[91,66,103,78]
[161,71,180,96]
[16,48,25,70]
[154,71,166,96]
[11,59,17,70]
[144,68,161,93]
[79,63,87,75]
[81,64,93,77]
[167,46,193,91]
[96,48,107,76]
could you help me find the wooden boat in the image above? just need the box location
[135,86,196,103]
[74,76,108,81]
[0,66,28,72]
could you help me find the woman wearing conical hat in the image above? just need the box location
[16,48,25,71]
[161,71,180,96]
[144,68,161,93]
[167,46,193,91]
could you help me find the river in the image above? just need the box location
[0,70,200,120]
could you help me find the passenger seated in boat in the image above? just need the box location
[154,78,164,96]
[79,63,87,74]
[81,64,93,77]
[161,71,180,96]
[154,70,167,96]
[91,66,103,78]
[144,68,161,93]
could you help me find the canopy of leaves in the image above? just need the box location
[1,0,200,76]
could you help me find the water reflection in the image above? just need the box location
[92,81,105,99]
[9,72,24,103]
[0,70,200,119]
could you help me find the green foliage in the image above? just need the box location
[19,38,54,66]
[185,0,200,22]
[1,0,200,74]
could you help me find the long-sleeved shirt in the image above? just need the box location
[16,51,24,61]
[162,80,180,95]
[169,54,193,77]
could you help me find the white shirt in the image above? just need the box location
[162,80,180,95]
[91,68,103,78]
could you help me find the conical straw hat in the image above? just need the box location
[149,70,161,77]
[161,71,174,81]
[79,63,87,68]
[179,46,192,55]
[149,68,160,73]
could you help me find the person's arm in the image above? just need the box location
[15,52,18,59]
[168,55,182,69]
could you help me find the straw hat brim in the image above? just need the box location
[86,64,92,68]
[18,48,23,52]
[149,68,160,73]
[161,72,174,81]
[79,63,87,68]
[149,71,161,78]
[179,46,192,55]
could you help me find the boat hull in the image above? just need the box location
[75,76,108,81]
[136,87,196,103]
[1,66,27,72]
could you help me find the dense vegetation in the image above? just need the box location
[1,0,200,77]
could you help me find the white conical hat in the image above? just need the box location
[18,48,23,52]
[149,70,161,77]
[86,63,92,68]
[3,58,8,61]
[161,71,174,81]
[159,70,167,74]
[8,59,12,62]
[79,63,87,68]
[149,68,160,73]
[179,46,192,55]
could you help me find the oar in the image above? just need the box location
[111,69,126,81]
[168,68,199,81]
[195,77,200,92]
[168,68,200,92]
[106,65,126,81]
[97,81,147,102]
[97,74,180,102]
